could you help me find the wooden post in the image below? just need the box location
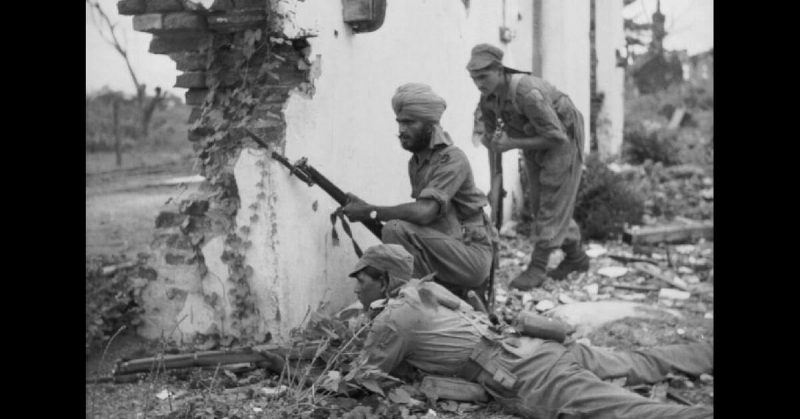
[113,99,122,167]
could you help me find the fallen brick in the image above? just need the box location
[185,88,209,106]
[144,0,183,13]
[117,0,146,15]
[150,33,212,54]
[175,71,206,88]
[207,10,267,32]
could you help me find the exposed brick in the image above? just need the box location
[210,0,234,11]
[180,199,210,216]
[175,71,206,88]
[233,0,266,10]
[171,52,208,71]
[163,12,207,31]
[149,33,211,54]
[185,88,209,106]
[133,13,163,32]
[117,0,146,15]
[144,0,183,13]
[156,211,187,228]
[187,107,203,124]
[207,10,266,32]
[164,253,187,265]
[137,13,207,34]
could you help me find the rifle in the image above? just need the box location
[485,119,507,313]
[106,342,323,378]
[244,129,384,239]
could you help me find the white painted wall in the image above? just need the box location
[245,0,534,340]
[538,0,591,156]
[595,0,626,158]
[139,0,598,342]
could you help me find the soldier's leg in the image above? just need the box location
[481,340,711,419]
[382,220,491,288]
[568,341,713,385]
[549,219,590,280]
[535,355,713,419]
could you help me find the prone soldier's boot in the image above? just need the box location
[548,239,590,280]
[509,245,552,291]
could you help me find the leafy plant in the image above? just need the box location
[574,153,646,240]
[85,254,154,355]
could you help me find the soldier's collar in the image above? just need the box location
[366,297,389,318]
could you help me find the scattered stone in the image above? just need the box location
[558,294,577,305]
[584,283,599,298]
[522,293,534,307]
[535,300,555,312]
[616,292,647,301]
[677,266,695,275]
[676,328,685,335]
[586,244,607,258]
[683,274,701,284]
[597,266,628,278]
[156,389,172,400]
[671,276,689,289]
[700,373,713,383]
[260,385,288,397]
[704,312,713,319]
[659,288,691,300]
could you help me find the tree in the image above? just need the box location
[86,0,164,141]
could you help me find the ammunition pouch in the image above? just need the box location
[458,336,519,392]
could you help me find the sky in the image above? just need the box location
[86,0,713,97]
[623,0,714,56]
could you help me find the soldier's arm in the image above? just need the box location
[498,88,568,151]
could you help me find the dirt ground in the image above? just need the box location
[86,152,198,258]
[86,153,713,419]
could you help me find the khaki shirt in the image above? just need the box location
[409,143,489,237]
[361,278,495,376]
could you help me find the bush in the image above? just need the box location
[85,254,155,355]
[574,154,646,240]
[622,122,683,166]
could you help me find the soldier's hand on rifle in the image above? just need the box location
[490,131,514,153]
[342,193,372,222]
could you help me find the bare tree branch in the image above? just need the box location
[86,0,142,94]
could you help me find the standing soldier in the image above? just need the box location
[467,43,590,290]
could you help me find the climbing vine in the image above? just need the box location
[180,13,312,340]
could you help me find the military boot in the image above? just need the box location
[549,239,590,280]
[509,246,552,291]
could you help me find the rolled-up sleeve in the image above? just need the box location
[518,87,568,144]
[417,151,469,217]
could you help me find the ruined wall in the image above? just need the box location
[594,0,625,158]
[121,0,536,344]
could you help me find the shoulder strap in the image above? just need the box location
[508,74,525,114]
